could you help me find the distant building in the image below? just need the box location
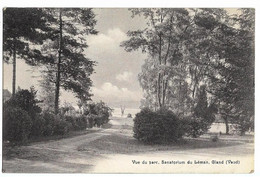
[3,89,12,102]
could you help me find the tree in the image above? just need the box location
[121,8,191,109]
[4,87,42,118]
[207,9,254,134]
[38,70,56,112]
[194,85,208,118]
[40,8,98,114]
[3,8,54,95]
[122,9,227,114]
[123,8,254,135]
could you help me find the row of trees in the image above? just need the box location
[3,8,98,114]
[121,8,254,135]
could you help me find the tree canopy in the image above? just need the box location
[122,8,254,134]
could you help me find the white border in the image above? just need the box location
[0,0,259,177]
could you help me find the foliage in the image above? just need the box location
[60,102,76,115]
[3,8,54,64]
[41,112,56,136]
[4,8,98,113]
[207,9,255,134]
[39,8,98,114]
[122,8,192,109]
[53,116,71,135]
[65,115,88,131]
[122,8,254,135]
[184,117,210,138]
[133,108,184,144]
[30,114,46,137]
[233,115,254,136]
[185,86,217,138]
[84,101,113,127]
[4,88,42,119]
[86,115,94,128]
[41,112,71,136]
[38,71,56,112]
[3,106,32,142]
[3,8,55,95]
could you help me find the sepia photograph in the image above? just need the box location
[1,7,255,173]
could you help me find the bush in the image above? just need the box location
[53,116,70,135]
[84,101,112,127]
[211,134,219,142]
[133,108,184,144]
[75,115,88,130]
[41,112,56,136]
[87,115,94,128]
[234,115,254,136]
[4,88,42,119]
[64,115,77,130]
[4,88,44,138]
[41,112,71,136]
[3,106,32,142]
[184,117,210,138]
[65,115,88,131]
[30,114,46,137]
[184,86,217,138]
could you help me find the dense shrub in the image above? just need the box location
[133,108,184,144]
[183,117,210,138]
[53,116,70,135]
[64,115,88,131]
[41,112,71,136]
[87,115,94,128]
[4,88,42,119]
[84,101,112,127]
[75,115,88,130]
[94,115,103,127]
[64,116,77,130]
[185,86,217,138]
[30,114,46,137]
[233,115,254,135]
[41,112,56,136]
[3,106,32,142]
[4,88,43,139]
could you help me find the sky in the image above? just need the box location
[3,8,148,108]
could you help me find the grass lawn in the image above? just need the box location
[77,118,253,155]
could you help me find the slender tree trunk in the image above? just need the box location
[12,40,17,96]
[157,32,162,109]
[156,13,164,109]
[55,9,63,115]
[224,117,229,135]
[157,73,162,108]
[192,68,198,99]
[162,46,168,107]
[162,79,168,107]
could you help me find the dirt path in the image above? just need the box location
[2,117,254,173]
[3,128,116,172]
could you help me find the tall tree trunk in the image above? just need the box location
[157,73,162,108]
[162,79,168,107]
[162,46,168,107]
[55,9,63,115]
[12,40,16,96]
[157,32,162,109]
[192,67,198,99]
[224,117,229,135]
